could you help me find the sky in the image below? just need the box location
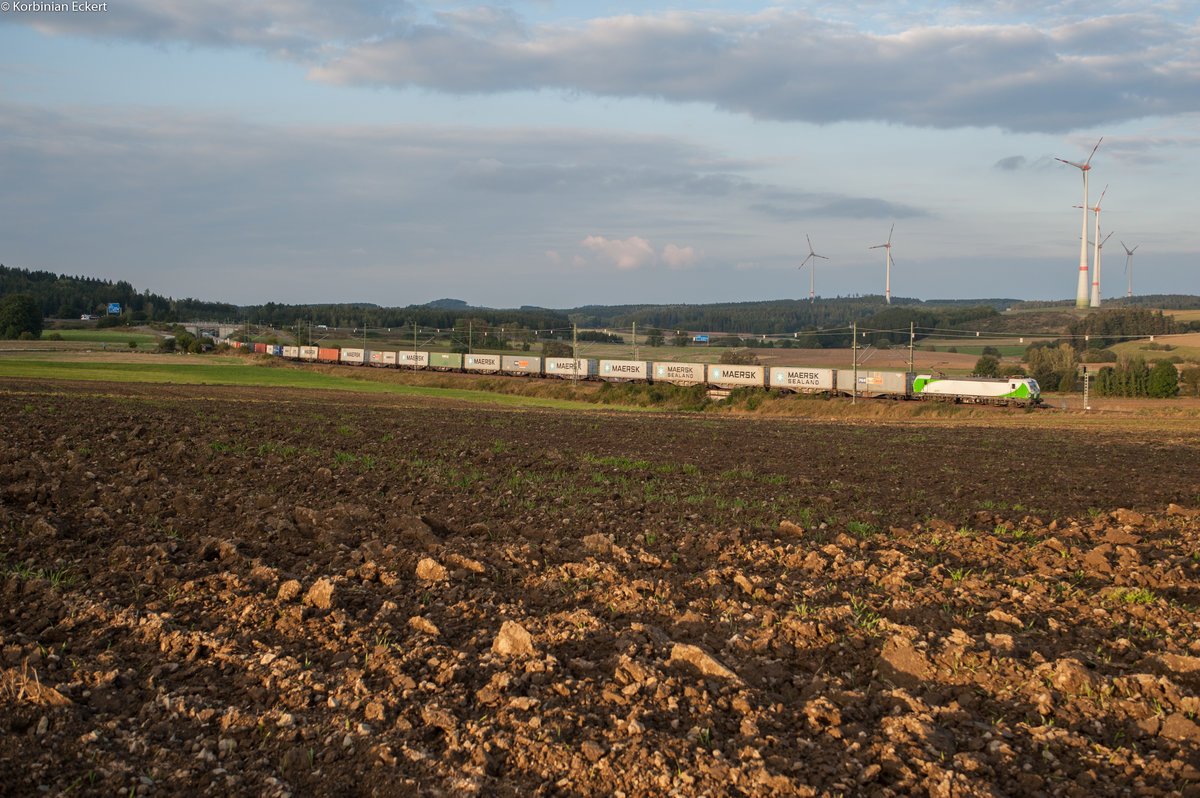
[1,1,1198,309]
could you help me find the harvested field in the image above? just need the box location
[2,378,1200,797]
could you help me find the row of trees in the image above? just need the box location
[1093,359,1181,398]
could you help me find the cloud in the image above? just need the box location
[661,243,698,269]
[11,4,1199,132]
[581,235,657,270]
[994,155,1027,171]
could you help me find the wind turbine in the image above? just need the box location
[1121,241,1138,297]
[799,234,828,302]
[869,224,895,304]
[1055,137,1102,309]
[1075,184,1108,307]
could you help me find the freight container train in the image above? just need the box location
[221,341,1041,407]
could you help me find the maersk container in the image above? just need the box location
[599,360,650,381]
[769,366,834,393]
[317,347,340,363]
[835,369,912,398]
[653,362,706,385]
[368,350,397,366]
[397,351,429,368]
[544,358,599,379]
[282,346,299,359]
[464,353,503,373]
[428,352,463,371]
[299,346,319,361]
[502,355,542,375]
[707,365,766,388]
[340,348,366,365]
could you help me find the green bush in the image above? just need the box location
[1148,361,1180,398]
[0,293,42,339]
[972,355,1000,378]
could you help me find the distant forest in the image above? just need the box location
[3,263,1198,347]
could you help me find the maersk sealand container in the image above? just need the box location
[652,362,706,385]
[768,367,834,393]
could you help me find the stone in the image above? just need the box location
[277,580,302,602]
[408,616,440,636]
[415,558,448,582]
[668,643,742,684]
[877,636,931,690]
[778,520,805,538]
[491,620,536,658]
[304,578,335,610]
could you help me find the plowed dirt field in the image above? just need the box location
[2,378,1199,797]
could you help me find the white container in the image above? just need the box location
[340,348,366,365]
[464,353,502,372]
[836,370,911,398]
[652,362,706,385]
[707,365,765,388]
[299,346,319,361]
[397,351,429,367]
[599,360,651,381]
[544,358,598,379]
[769,367,834,392]
[282,346,299,359]
[368,350,398,366]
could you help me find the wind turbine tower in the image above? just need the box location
[1055,137,1102,310]
[869,225,895,304]
[1121,241,1138,297]
[799,234,828,302]
[1080,184,1108,307]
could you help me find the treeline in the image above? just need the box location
[1093,359,1181,398]
[1068,308,1185,348]
[0,264,239,321]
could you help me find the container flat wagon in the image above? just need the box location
[317,348,340,364]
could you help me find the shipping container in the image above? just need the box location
[835,369,912,398]
[652,362,706,385]
[428,352,463,371]
[299,346,319,361]
[368,350,398,366]
[768,367,835,393]
[599,360,651,381]
[253,343,267,354]
[317,347,340,363]
[282,346,299,359]
[501,355,542,375]
[340,348,366,365]
[268,345,283,357]
[397,351,430,368]
[463,353,502,372]
[543,358,599,379]
[707,365,766,388]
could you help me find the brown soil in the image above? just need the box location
[2,378,1200,797]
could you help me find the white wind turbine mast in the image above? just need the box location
[1055,137,1102,310]
[1078,184,1108,307]
[869,224,895,304]
[1121,241,1138,297]
[1088,231,1113,303]
[799,234,828,302]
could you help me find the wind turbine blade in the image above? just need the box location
[1096,184,1108,208]
[888,223,895,243]
[1056,157,1086,169]
[1084,137,1103,166]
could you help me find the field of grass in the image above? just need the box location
[41,329,158,345]
[0,355,627,412]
